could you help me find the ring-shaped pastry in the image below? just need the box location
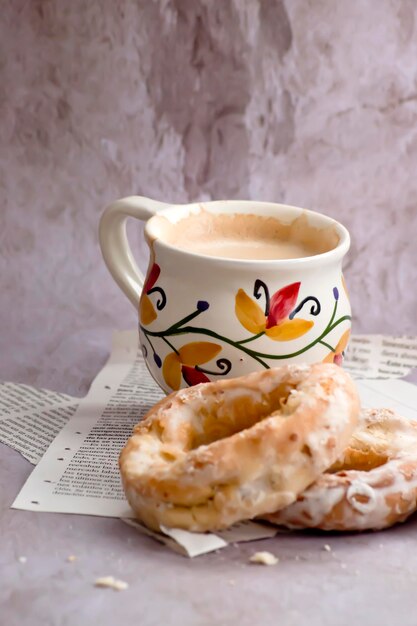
[120,363,359,532]
[264,408,417,531]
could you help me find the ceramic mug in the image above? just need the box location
[99,196,351,394]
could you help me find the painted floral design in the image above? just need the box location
[163,342,222,390]
[323,329,350,366]
[139,263,166,325]
[139,264,352,391]
[235,281,314,341]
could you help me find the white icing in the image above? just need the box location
[270,442,417,531]
[346,481,377,513]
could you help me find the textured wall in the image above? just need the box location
[1,0,416,391]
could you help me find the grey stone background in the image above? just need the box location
[2,4,417,624]
[1,0,417,390]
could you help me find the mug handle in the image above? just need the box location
[99,196,170,308]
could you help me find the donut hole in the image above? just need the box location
[190,382,296,449]
[330,448,388,473]
[330,416,399,473]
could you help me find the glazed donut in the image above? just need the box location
[119,363,359,532]
[263,408,417,531]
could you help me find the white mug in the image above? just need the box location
[99,196,351,394]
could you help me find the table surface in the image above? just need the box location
[2,336,417,626]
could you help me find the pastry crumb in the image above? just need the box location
[249,551,278,566]
[340,563,347,569]
[229,579,236,586]
[18,556,27,564]
[322,544,332,552]
[67,555,77,563]
[94,576,128,591]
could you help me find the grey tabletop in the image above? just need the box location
[2,337,417,626]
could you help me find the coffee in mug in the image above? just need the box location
[153,210,339,260]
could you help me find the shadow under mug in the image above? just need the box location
[99,196,352,394]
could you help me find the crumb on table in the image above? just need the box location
[249,551,279,566]
[94,576,129,591]
[67,555,77,563]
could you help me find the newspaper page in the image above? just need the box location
[0,382,78,464]
[344,335,417,378]
[12,331,162,517]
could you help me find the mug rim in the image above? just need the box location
[145,200,350,268]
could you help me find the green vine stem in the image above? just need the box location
[140,312,351,369]
[167,308,205,331]
[142,332,158,357]
[236,331,265,345]
[319,340,336,352]
[161,336,179,355]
